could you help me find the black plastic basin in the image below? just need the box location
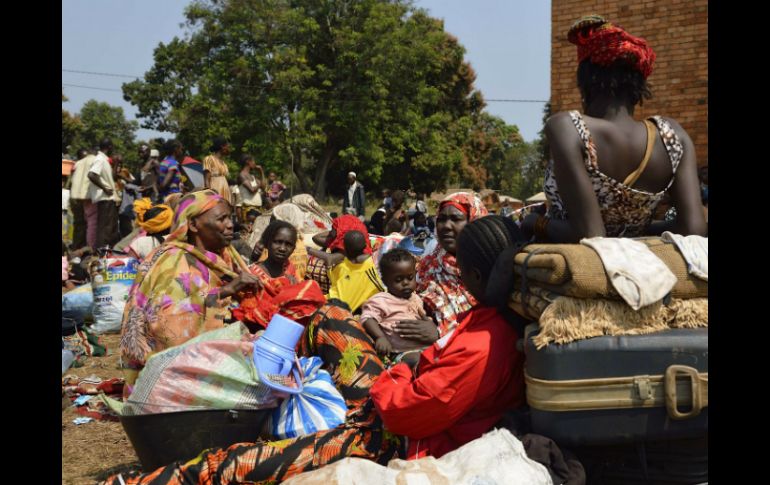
[119,409,272,471]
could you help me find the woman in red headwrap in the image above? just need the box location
[524,15,706,242]
[412,192,488,338]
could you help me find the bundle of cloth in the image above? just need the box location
[119,323,296,416]
[247,196,332,250]
[508,234,708,348]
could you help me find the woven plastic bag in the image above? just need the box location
[269,356,347,439]
[90,252,138,334]
[122,323,297,416]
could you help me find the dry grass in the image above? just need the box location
[62,333,142,485]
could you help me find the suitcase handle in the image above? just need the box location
[665,365,707,420]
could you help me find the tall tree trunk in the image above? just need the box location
[291,146,312,194]
[312,140,335,200]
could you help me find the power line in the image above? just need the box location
[63,68,139,79]
[63,68,548,103]
[486,99,548,103]
[62,83,123,92]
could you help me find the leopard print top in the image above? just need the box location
[544,111,683,237]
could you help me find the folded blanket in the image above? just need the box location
[513,237,707,300]
[581,237,676,310]
[509,286,561,321]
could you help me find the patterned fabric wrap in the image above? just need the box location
[272,203,307,235]
[122,324,294,416]
[120,190,251,378]
[270,356,347,439]
[133,198,173,234]
[568,15,656,79]
[437,192,488,221]
[417,192,488,335]
[306,255,332,293]
[544,112,683,237]
[62,210,73,245]
[372,233,404,270]
[289,194,334,232]
[232,262,325,329]
[168,189,226,243]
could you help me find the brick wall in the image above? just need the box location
[551,1,708,166]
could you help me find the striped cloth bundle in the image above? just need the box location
[271,356,347,439]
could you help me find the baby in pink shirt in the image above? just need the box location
[360,248,431,362]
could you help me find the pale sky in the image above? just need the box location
[62,0,550,142]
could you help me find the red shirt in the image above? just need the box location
[370,305,525,459]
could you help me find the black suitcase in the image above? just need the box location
[524,326,708,447]
[573,436,708,485]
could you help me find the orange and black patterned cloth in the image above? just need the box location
[305,255,331,293]
[100,302,402,485]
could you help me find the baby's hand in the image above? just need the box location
[375,336,393,355]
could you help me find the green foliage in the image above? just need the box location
[62,92,83,155]
[68,99,140,168]
[121,0,509,198]
[62,111,83,156]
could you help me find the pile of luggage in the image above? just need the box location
[508,235,708,484]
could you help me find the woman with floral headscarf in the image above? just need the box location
[408,192,488,339]
[119,189,262,387]
[524,15,705,242]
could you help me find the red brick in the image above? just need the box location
[551,0,708,164]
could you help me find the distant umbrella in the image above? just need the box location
[180,157,204,188]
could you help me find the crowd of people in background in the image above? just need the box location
[61,16,710,484]
[62,136,295,253]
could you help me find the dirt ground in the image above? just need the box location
[62,333,142,485]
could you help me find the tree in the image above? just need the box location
[62,92,83,155]
[122,0,487,199]
[519,102,552,199]
[70,100,140,168]
[459,112,523,191]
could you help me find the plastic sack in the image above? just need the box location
[283,428,553,485]
[62,283,94,325]
[270,356,347,439]
[90,253,138,334]
[62,349,75,375]
[122,323,298,416]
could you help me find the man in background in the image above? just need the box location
[343,171,366,222]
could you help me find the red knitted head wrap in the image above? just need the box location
[568,15,656,79]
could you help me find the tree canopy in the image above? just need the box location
[62,93,83,155]
[121,0,540,199]
[64,97,140,167]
